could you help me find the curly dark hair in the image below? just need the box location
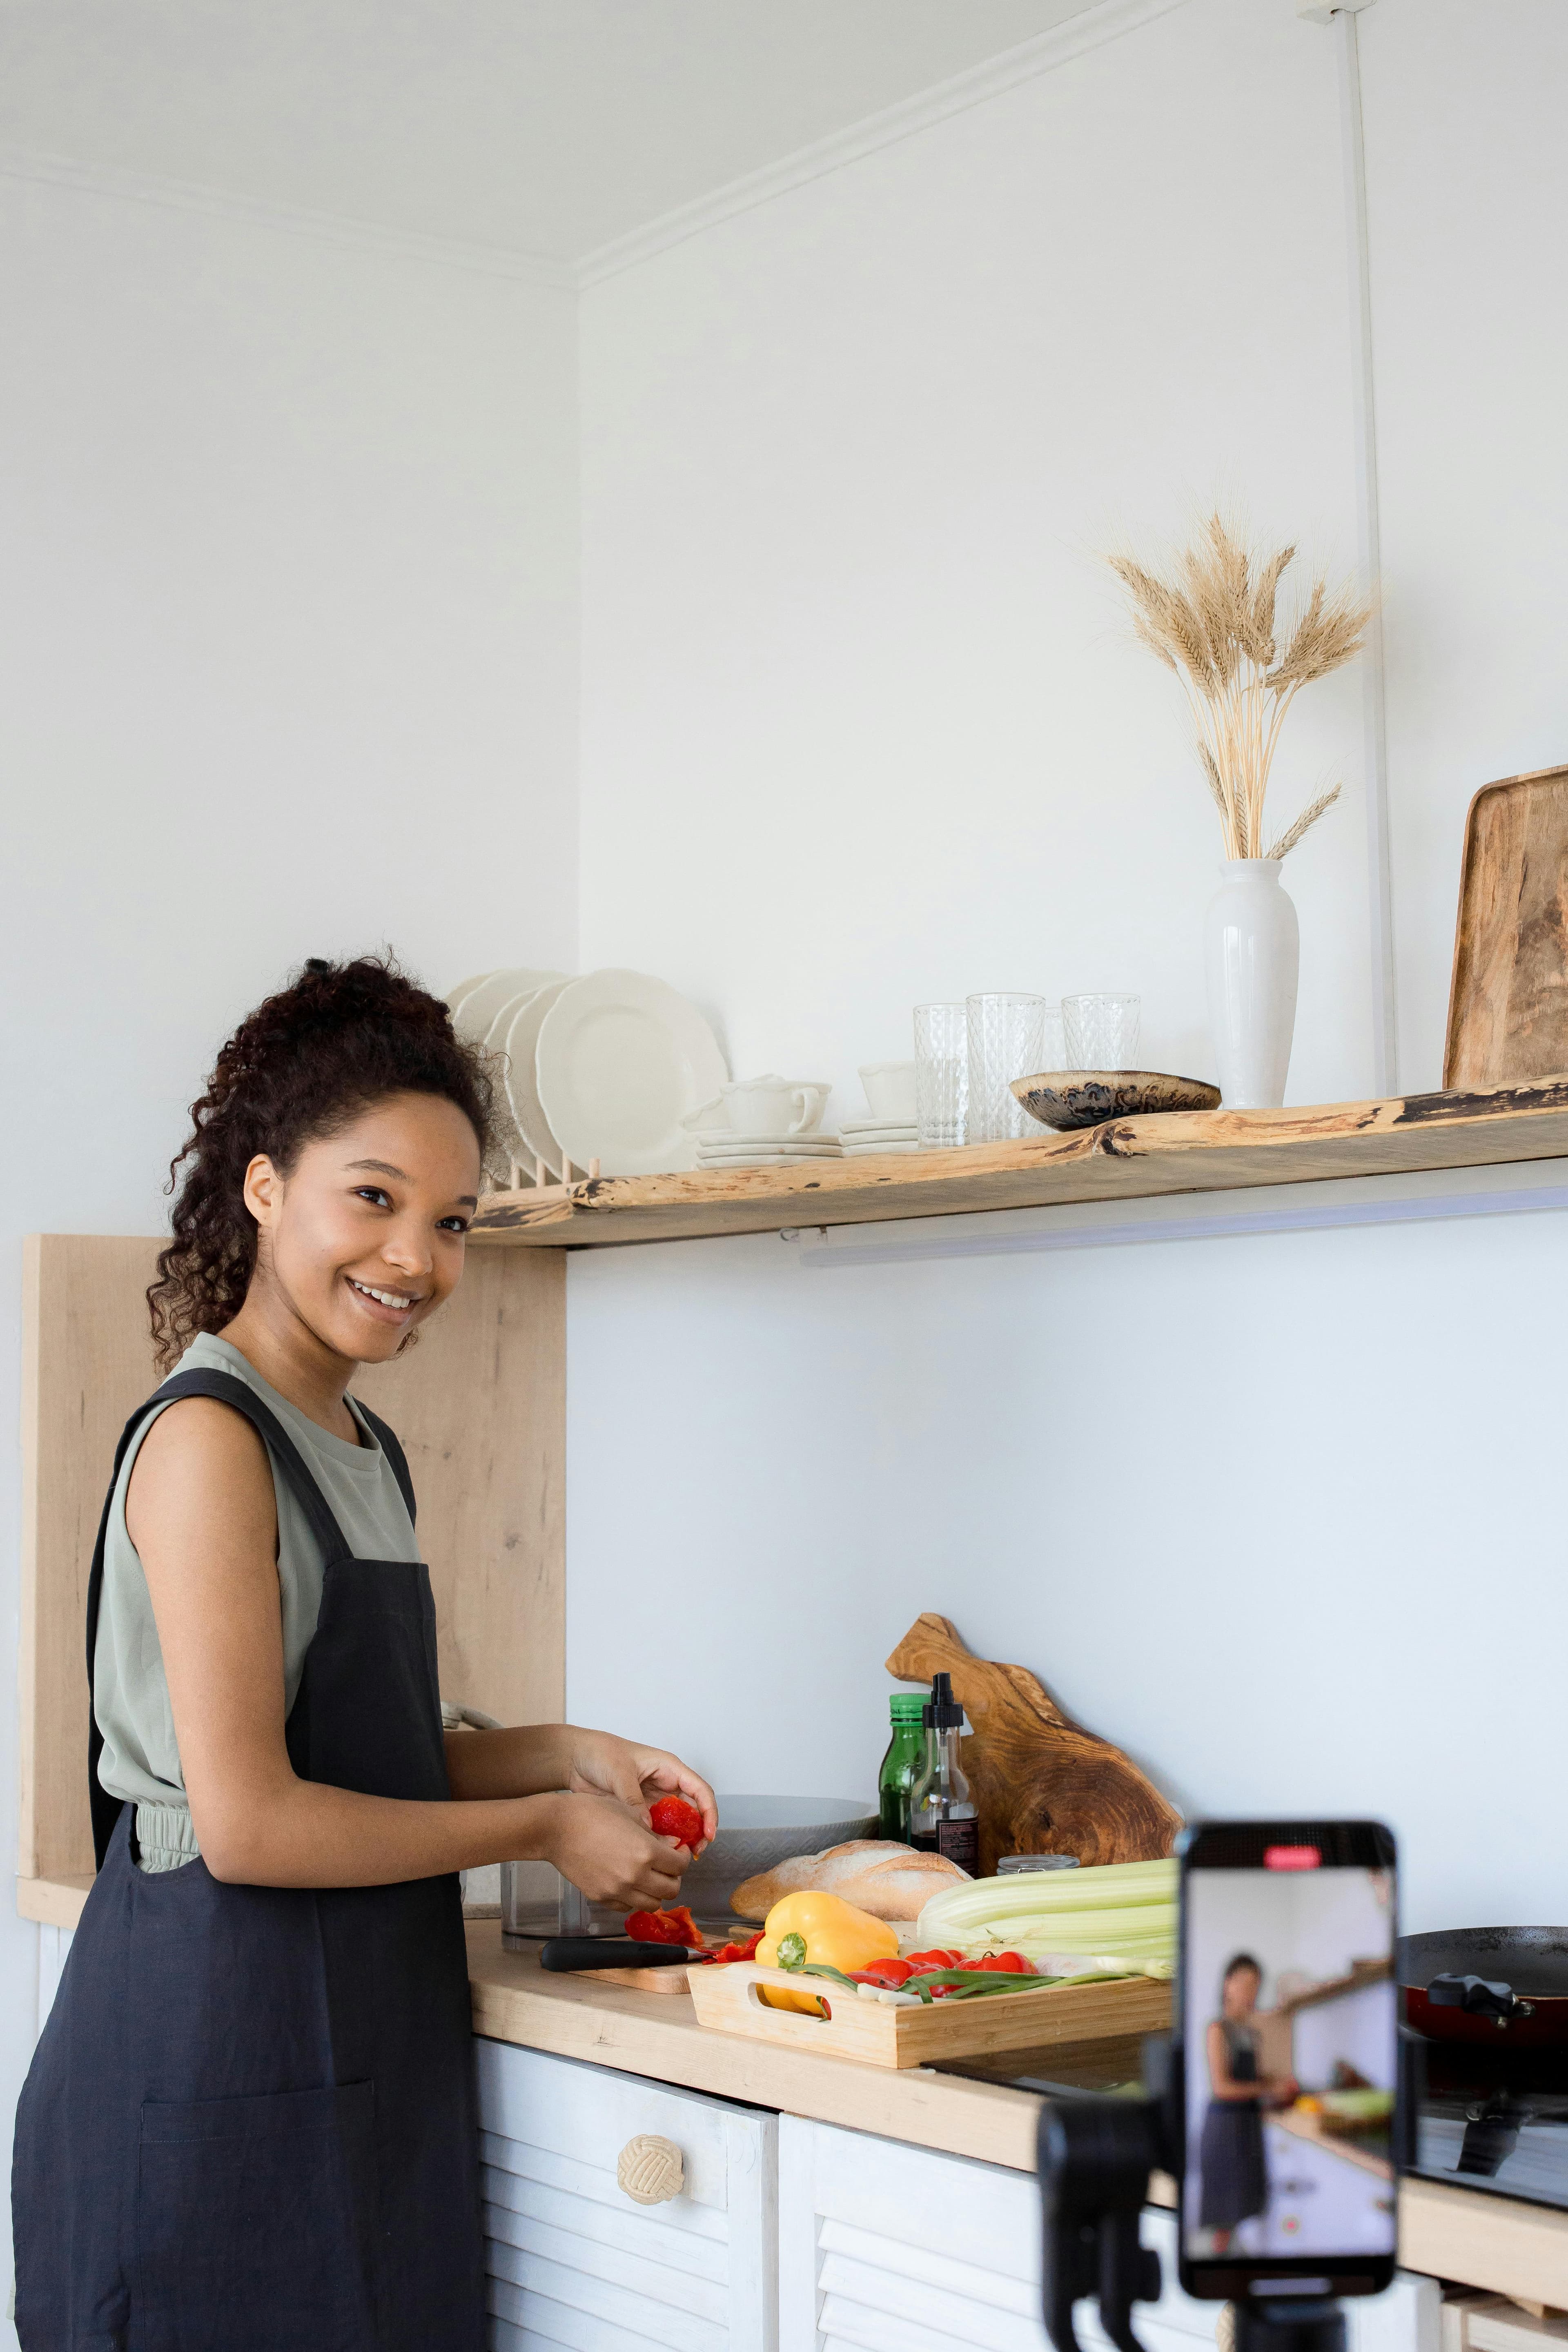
[148,955,494,1369]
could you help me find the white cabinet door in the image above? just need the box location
[475,2037,777,2352]
[779,2116,1215,2352]
[777,2120,1437,2352]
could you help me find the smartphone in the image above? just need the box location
[1177,1820,1399,2301]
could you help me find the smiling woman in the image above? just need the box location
[11,954,717,2352]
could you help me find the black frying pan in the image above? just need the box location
[1400,1927,1568,2048]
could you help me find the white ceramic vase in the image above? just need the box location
[1204,858,1299,1108]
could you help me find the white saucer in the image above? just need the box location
[839,1120,918,1138]
[693,1130,840,1153]
[842,1140,919,1155]
[695,1151,843,1170]
[698,1146,842,1163]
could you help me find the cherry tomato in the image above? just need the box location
[850,1958,917,1988]
[649,1795,706,1851]
[973,1950,1036,1974]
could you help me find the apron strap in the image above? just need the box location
[85,1367,360,1871]
[350,1399,416,1528]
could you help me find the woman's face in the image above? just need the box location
[243,1091,482,1365]
[1223,1965,1261,2018]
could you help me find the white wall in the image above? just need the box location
[0,173,577,2316]
[579,0,1368,1114]
[1358,0,1568,1086]
[569,0,1568,1940]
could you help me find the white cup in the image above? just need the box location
[858,1061,917,1122]
[718,1074,831,1137]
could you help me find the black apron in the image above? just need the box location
[11,1369,486,2352]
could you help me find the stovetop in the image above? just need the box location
[929,2038,1568,2216]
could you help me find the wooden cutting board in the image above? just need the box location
[886,1613,1180,1875]
[1446,763,1568,1087]
[572,1962,693,1994]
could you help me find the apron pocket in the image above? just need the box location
[137,2082,378,2352]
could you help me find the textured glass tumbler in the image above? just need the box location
[1040,1002,1066,1071]
[966,992,1046,1144]
[914,1002,969,1148]
[1063,993,1140,1069]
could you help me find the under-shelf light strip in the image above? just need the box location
[784,1174,1568,1268]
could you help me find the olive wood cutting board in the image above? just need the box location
[1446,762,1568,1088]
[687,1960,1171,2068]
[886,1613,1180,1875]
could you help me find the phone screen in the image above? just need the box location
[1180,1823,1398,2286]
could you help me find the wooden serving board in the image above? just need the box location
[1446,764,1568,1087]
[686,1962,1171,2069]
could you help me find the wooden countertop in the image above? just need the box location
[468,1928,1568,2306]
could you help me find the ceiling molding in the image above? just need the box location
[0,144,577,290]
[576,0,1194,287]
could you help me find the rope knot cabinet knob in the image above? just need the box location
[617,2134,685,2206]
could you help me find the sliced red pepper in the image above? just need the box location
[703,1932,764,1966]
[625,1905,702,1948]
[903,1948,963,1972]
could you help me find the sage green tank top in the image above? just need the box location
[93,1333,420,1871]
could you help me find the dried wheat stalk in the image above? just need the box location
[1109,514,1370,859]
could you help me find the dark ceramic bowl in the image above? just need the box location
[1011,1069,1222,1130]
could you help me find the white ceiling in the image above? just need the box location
[0,0,1102,262]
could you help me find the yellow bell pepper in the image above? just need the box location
[756,1892,900,2013]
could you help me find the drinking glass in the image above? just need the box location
[966,992,1046,1144]
[1040,1002,1066,1071]
[914,1003,969,1148]
[1063,993,1140,1069]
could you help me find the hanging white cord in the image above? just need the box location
[1331,2,1399,1095]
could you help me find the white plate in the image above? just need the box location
[503,980,575,1179]
[444,971,494,1016]
[479,990,539,1183]
[454,968,564,1043]
[839,1119,919,1137]
[841,1140,919,1155]
[698,1143,842,1159]
[535,970,728,1176]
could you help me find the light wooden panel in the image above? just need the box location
[354,1247,565,1730]
[468,1080,1568,1248]
[20,1235,163,1882]
[1446,764,1568,1089]
[19,1237,565,1906]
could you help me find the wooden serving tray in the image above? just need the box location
[686,1962,1171,2069]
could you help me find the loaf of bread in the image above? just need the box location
[730,1840,970,1922]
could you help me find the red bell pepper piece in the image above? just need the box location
[648,1795,706,1852]
[625,1905,702,1948]
[903,1948,963,1972]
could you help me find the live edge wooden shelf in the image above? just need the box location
[467,1078,1568,1249]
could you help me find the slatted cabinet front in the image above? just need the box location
[475,2039,778,2352]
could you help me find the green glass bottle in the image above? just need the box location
[878,1692,929,1841]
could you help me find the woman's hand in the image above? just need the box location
[540,1791,691,1910]
[563,1732,717,1855]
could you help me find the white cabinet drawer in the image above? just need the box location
[475,2038,777,2352]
